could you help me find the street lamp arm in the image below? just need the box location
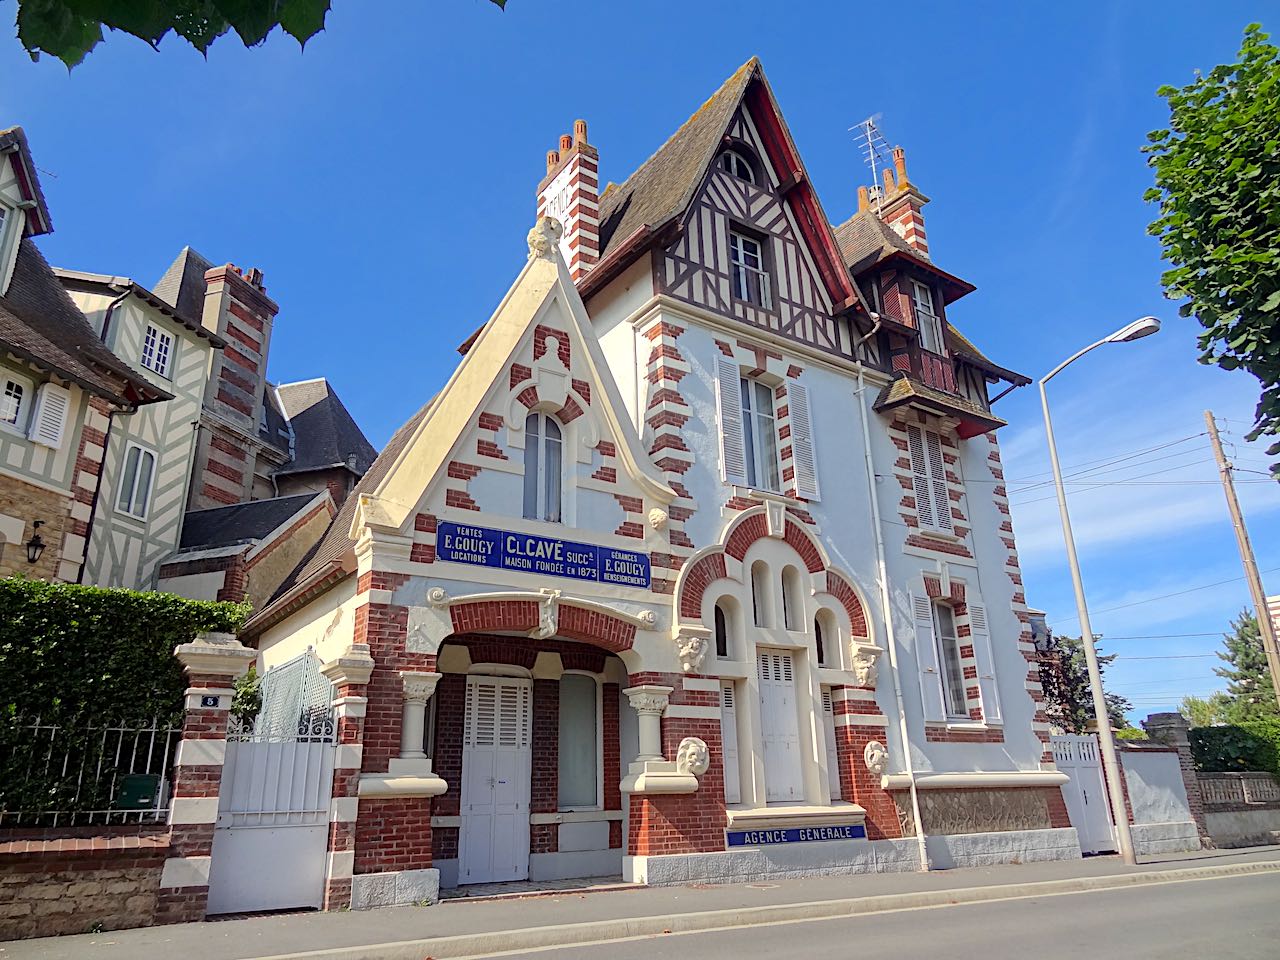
[1040,336,1110,385]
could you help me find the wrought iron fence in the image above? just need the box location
[0,719,180,827]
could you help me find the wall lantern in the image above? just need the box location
[25,520,45,565]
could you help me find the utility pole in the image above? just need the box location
[1205,410,1280,711]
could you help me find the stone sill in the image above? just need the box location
[881,771,1068,791]
[725,803,867,831]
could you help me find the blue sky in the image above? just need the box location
[3,1,1277,720]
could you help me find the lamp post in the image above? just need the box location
[1039,316,1160,866]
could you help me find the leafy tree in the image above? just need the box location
[1213,609,1280,722]
[12,0,507,68]
[1180,692,1234,727]
[1145,24,1280,473]
[1038,633,1133,734]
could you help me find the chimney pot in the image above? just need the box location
[881,167,895,195]
[892,145,909,187]
[546,149,560,173]
[857,185,870,214]
[573,119,588,146]
[559,133,573,153]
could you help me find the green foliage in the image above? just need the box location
[232,663,262,728]
[1212,609,1280,722]
[0,577,249,817]
[1180,692,1235,727]
[1190,718,1280,774]
[12,0,508,68]
[1145,24,1280,472]
[1037,633,1132,734]
[1115,727,1149,741]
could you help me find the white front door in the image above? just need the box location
[459,676,533,884]
[1051,734,1116,854]
[758,650,803,802]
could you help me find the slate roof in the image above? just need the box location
[832,210,922,276]
[0,127,52,236]
[872,375,1007,430]
[274,379,377,477]
[52,269,225,346]
[597,58,757,256]
[153,246,215,323]
[179,493,320,550]
[0,238,163,403]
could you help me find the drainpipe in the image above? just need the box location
[856,363,930,872]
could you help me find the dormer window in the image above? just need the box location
[718,149,756,184]
[729,230,772,309]
[140,324,173,379]
[1,370,31,431]
[911,280,944,355]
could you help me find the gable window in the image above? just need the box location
[906,424,953,533]
[729,230,772,309]
[740,377,780,491]
[718,149,756,184]
[911,280,944,355]
[522,411,563,522]
[1,372,31,431]
[932,602,969,718]
[140,324,173,379]
[117,443,156,519]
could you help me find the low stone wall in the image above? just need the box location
[0,826,169,940]
[1200,772,1280,848]
[1129,820,1201,856]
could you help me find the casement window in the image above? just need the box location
[907,424,953,533]
[719,149,756,184]
[758,650,803,802]
[26,382,71,449]
[117,443,157,519]
[932,602,969,719]
[729,230,772,309]
[140,324,173,379]
[1,371,32,431]
[715,360,819,498]
[721,682,741,804]
[557,673,599,809]
[522,412,563,522]
[741,376,780,491]
[821,689,842,801]
[913,593,966,722]
[911,280,944,355]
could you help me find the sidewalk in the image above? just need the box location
[5,847,1279,960]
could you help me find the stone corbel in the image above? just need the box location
[358,670,448,799]
[533,589,561,640]
[619,684,700,795]
[320,643,375,688]
[850,641,885,689]
[405,598,454,656]
[673,627,711,674]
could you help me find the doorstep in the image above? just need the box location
[440,875,637,902]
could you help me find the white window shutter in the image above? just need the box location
[822,689,842,801]
[912,593,946,722]
[907,426,935,528]
[720,682,741,804]
[925,431,954,532]
[968,603,1002,725]
[27,382,71,449]
[715,355,747,485]
[787,381,820,501]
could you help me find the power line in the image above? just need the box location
[1050,566,1280,628]
[1004,433,1205,487]
[1102,632,1222,639]
[1008,434,1206,495]
[1113,654,1218,660]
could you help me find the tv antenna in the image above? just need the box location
[849,115,893,211]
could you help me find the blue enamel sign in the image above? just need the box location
[436,521,651,588]
[726,824,867,847]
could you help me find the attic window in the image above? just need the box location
[719,149,756,184]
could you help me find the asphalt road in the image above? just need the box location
[524,872,1280,960]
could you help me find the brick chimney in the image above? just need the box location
[536,119,600,282]
[872,146,930,259]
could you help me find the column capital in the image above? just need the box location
[174,632,257,680]
[322,644,376,688]
[623,684,672,717]
[400,671,442,705]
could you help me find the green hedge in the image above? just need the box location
[0,578,249,819]
[1190,719,1280,775]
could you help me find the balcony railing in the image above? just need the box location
[731,262,773,310]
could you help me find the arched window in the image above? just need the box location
[714,602,730,659]
[719,149,756,184]
[815,608,838,669]
[814,616,826,667]
[523,412,563,522]
[751,560,771,627]
[932,601,968,718]
[781,566,802,631]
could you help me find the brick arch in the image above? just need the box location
[824,570,869,638]
[446,599,636,654]
[678,552,728,620]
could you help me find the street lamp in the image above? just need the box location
[1039,316,1160,866]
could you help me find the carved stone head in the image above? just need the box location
[677,736,710,777]
[863,740,888,776]
[528,216,563,260]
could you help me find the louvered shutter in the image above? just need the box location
[912,593,947,722]
[720,682,741,804]
[715,356,747,484]
[925,430,954,532]
[822,689,842,800]
[787,381,820,501]
[907,426,935,528]
[27,382,71,449]
[968,603,1002,725]
[758,651,803,801]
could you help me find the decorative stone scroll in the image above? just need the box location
[675,630,710,674]
[851,641,885,689]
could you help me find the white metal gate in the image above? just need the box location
[459,676,532,884]
[1052,734,1115,855]
[207,651,336,914]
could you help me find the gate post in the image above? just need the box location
[157,631,257,924]
[320,643,376,910]
[1144,712,1210,847]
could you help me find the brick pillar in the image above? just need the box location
[831,694,901,839]
[1144,712,1210,846]
[531,679,559,855]
[156,632,256,923]
[319,644,375,910]
[603,683,623,850]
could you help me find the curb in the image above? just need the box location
[265,860,1280,960]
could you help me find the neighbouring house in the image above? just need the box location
[0,127,169,582]
[223,58,1070,913]
[57,269,226,590]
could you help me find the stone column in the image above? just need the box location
[623,685,671,761]
[319,644,375,910]
[398,671,442,761]
[1144,711,1210,846]
[156,632,256,924]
